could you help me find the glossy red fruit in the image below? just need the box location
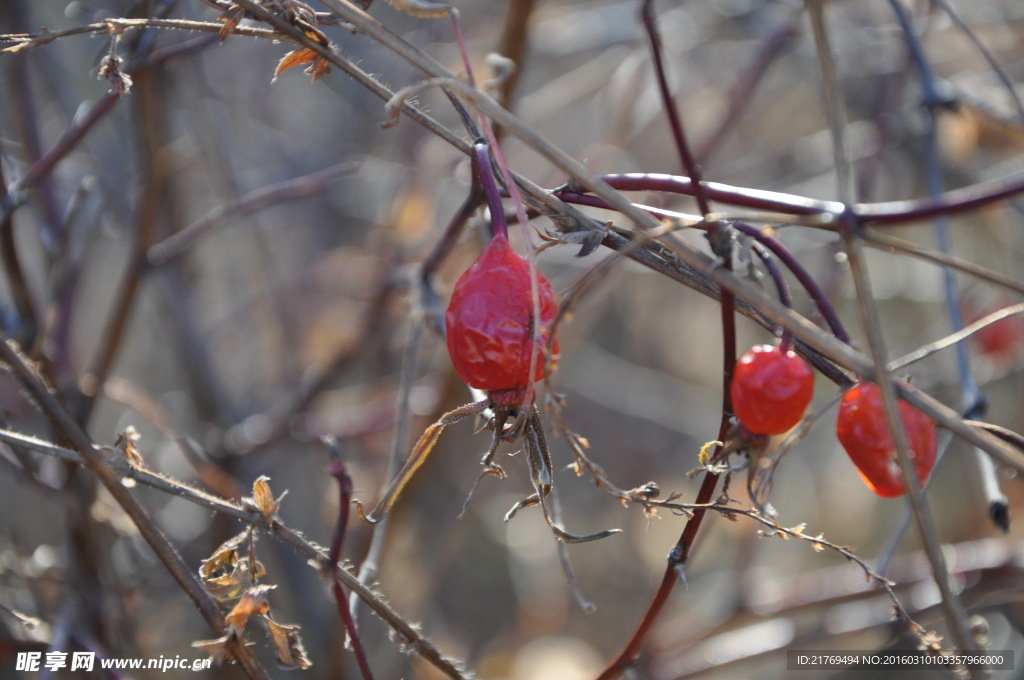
[446,235,560,394]
[836,382,936,498]
[730,344,814,435]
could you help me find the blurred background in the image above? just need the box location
[3,0,1024,678]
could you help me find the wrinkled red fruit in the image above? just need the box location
[730,344,814,435]
[836,381,936,498]
[446,235,559,393]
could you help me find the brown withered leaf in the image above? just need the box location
[192,635,232,665]
[199,532,253,601]
[225,584,276,635]
[262,615,313,670]
[252,476,279,518]
[115,426,143,466]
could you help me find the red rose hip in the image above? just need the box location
[836,381,936,498]
[730,344,814,435]
[445,235,559,394]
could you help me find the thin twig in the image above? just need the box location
[147,162,359,265]
[809,0,981,667]
[0,425,471,679]
[0,336,271,680]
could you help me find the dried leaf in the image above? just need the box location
[275,48,318,79]
[262,615,313,670]
[192,635,232,665]
[226,584,276,635]
[252,476,279,518]
[199,532,253,601]
[115,426,143,466]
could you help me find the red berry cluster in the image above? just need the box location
[445,235,560,398]
[730,344,814,436]
[835,382,936,498]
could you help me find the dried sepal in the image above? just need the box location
[252,476,279,518]
[225,584,276,635]
[274,48,332,83]
[98,54,132,95]
[115,426,143,467]
[192,635,233,665]
[199,532,255,601]
[262,615,313,670]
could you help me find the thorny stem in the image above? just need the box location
[810,0,981,666]
[0,425,472,680]
[5,421,967,680]
[550,191,852,343]
[324,438,376,680]
[0,336,270,680]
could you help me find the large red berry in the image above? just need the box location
[730,344,814,435]
[836,381,936,498]
[445,235,559,393]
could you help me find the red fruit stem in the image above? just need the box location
[325,439,376,680]
[733,222,850,344]
[473,142,509,242]
[750,241,794,350]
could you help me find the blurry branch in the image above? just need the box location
[696,6,802,162]
[0,161,38,343]
[4,35,215,205]
[0,425,472,680]
[147,161,359,266]
[222,275,396,454]
[931,0,1024,126]
[495,0,536,110]
[0,336,271,680]
[810,0,979,669]
[891,303,1024,369]
[0,18,294,52]
[81,67,164,420]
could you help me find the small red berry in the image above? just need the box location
[836,381,936,498]
[730,344,814,435]
[966,299,1024,364]
[445,235,560,394]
